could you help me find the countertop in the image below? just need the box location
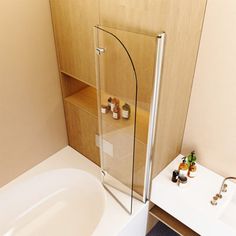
[150,155,236,236]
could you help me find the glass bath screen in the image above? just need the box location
[94,26,157,214]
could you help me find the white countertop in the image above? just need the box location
[150,155,236,236]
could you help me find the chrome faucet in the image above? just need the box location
[211,176,236,206]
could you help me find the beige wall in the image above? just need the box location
[182,0,236,177]
[0,0,67,187]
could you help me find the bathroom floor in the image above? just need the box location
[147,222,179,236]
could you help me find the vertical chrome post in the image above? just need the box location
[93,26,105,183]
[143,32,166,202]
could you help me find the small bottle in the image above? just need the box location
[172,170,179,183]
[101,105,109,114]
[111,98,119,112]
[187,150,197,167]
[112,104,120,120]
[177,175,188,187]
[108,97,112,109]
[178,157,189,176]
[122,103,131,119]
[188,162,197,178]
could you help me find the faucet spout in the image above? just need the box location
[211,176,236,206]
[218,176,236,195]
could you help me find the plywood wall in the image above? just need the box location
[0,0,67,187]
[182,0,236,177]
[50,0,99,87]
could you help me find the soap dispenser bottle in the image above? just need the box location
[178,157,188,176]
[188,162,197,178]
[187,150,197,167]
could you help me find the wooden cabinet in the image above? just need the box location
[150,206,199,236]
[50,0,99,86]
[64,90,100,165]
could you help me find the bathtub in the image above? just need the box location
[0,146,148,236]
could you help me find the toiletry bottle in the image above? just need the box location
[188,162,197,178]
[101,105,109,114]
[172,170,179,183]
[178,157,188,176]
[187,150,197,167]
[112,104,120,120]
[108,97,112,109]
[122,103,131,119]
[111,98,119,112]
[177,175,188,187]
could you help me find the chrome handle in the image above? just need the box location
[211,196,218,206]
[222,183,227,192]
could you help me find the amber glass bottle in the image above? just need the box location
[188,162,197,178]
[112,104,120,120]
[178,157,189,176]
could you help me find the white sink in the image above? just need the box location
[219,188,236,231]
[151,155,236,236]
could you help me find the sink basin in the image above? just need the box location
[151,155,236,236]
[219,188,236,231]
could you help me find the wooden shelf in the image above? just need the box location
[64,86,149,144]
[150,206,199,236]
[64,87,98,117]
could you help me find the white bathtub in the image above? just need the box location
[0,147,148,236]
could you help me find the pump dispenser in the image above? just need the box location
[178,157,189,176]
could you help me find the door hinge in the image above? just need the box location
[96,47,106,55]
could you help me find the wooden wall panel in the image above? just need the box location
[50,0,99,87]
[100,0,207,176]
[64,101,100,166]
[60,73,88,98]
